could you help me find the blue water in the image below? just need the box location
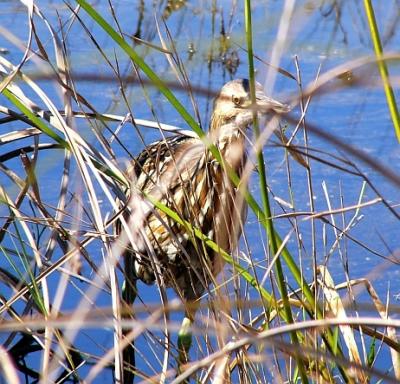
[1,0,400,382]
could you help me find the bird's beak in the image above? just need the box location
[255,91,291,114]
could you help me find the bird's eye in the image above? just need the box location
[232,95,242,106]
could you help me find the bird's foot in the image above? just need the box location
[177,317,193,373]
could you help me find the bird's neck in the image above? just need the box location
[208,112,246,172]
[209,112,244,143]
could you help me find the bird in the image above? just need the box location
[117,78,290,381]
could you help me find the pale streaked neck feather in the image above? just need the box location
[209,112,245,144]
[208,112,246,171]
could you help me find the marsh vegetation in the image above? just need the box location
[0,1,400,383]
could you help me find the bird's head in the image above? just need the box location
[209,79,290,140]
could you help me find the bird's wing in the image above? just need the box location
[127,135,197,190]
[131,135,206,197]
[123,134,214,287]
[125,134,208,244]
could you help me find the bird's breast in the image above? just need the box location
[217,135,246,173]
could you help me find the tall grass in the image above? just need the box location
[244,1,308,382]
[363,0,400,142]
[0,1,400,383]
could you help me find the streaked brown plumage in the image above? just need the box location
[119,79,289,382]
[122,78,290,309]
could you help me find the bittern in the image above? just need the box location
[119,78,290,380]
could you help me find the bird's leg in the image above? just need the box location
[122,253,137,384]
[177,315,193,368]
[177,299,200,375]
